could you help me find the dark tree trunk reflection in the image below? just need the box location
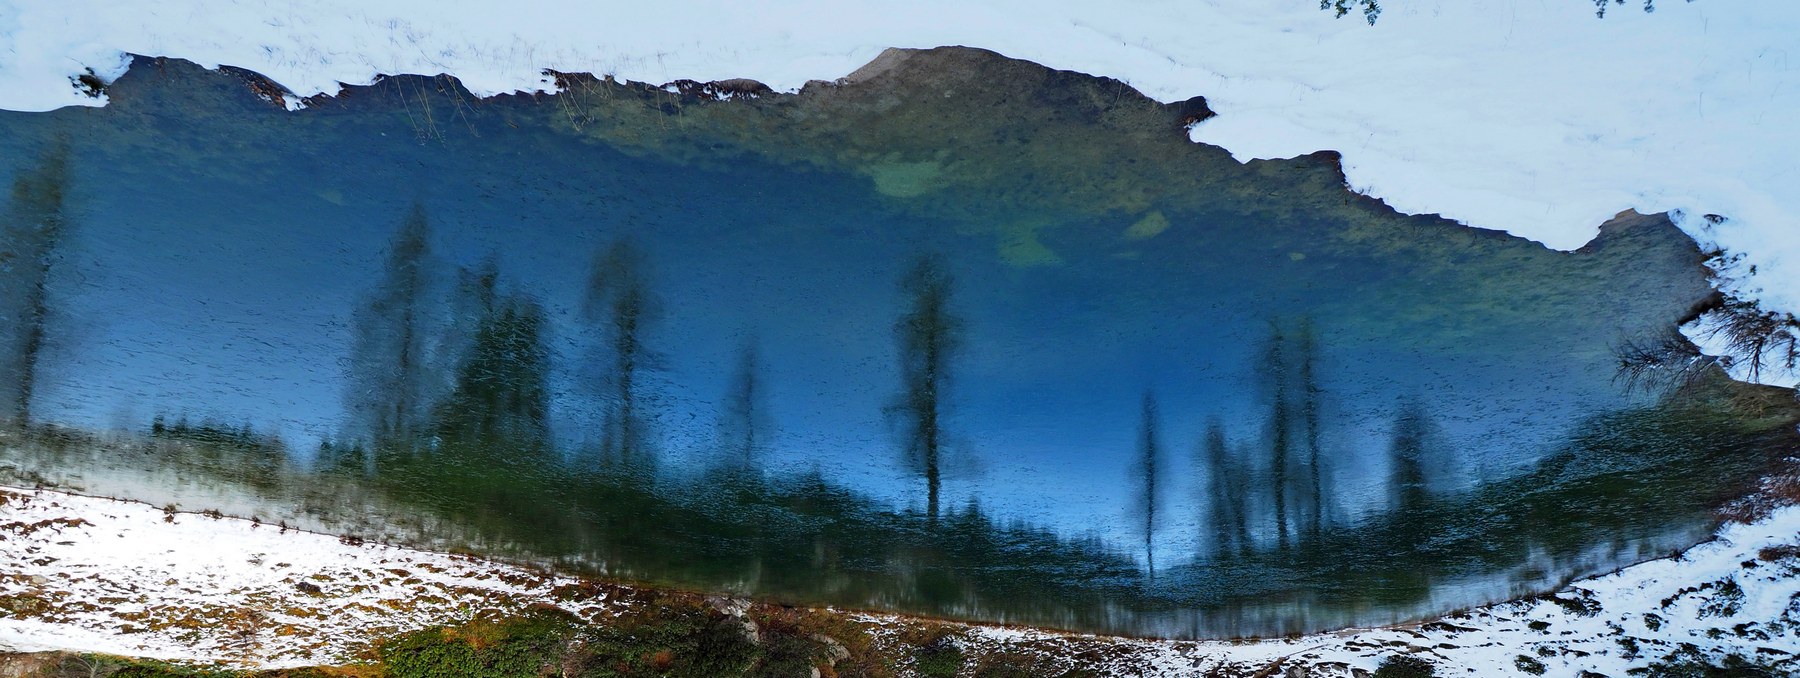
[0,137,71,426]
[890,256,962,524]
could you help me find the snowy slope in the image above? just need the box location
[3,484,1798,675]
[0,486,604,666]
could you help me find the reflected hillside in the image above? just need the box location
[0,47,1793,637]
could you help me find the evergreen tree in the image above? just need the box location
[0,137,72,426]
[1319,0,1381,25]
[316,438,369,476]
[1326,0,1683,24]
[890,256,962,523]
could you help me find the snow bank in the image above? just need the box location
[0,486,601,666]
[924,502,1800,675]
[1,0,1797,379]
[6,483,1800,674]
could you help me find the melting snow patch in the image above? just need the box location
[0,486,606,667]
[4,484,1800,674]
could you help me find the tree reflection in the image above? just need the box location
[433,284,553,453]
[1134,390,1163,580]
[718,336,767,469]
[1388,398,1435,517]
[586,239,660,471]
[3,251,1792,638]
[1200,417,1251,560]
[0,137,71,426]
[889,255,963,524]
[1296,317,1328,539]
[1258,321,1294,550]
[342,202,442,463]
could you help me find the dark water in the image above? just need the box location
[0,48,1793,637]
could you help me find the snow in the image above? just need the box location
[909,502,1800,675]
[0,486,606,666]
[5,483,1800,674]
[1,0,1797,382]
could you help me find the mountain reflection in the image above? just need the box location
[0,54,1795,638]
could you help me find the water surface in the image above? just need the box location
[0,47,1792,637]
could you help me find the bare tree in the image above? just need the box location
[890,256,962,523]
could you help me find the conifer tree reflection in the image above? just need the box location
[718,336,767,469]
[1201,418,1251,559]
[1389,399,1434,516]
[1134,391,1163,580]
[1296,317,1328,539]
[1613,329,1717,396]
[1246,318,1332,549]
[342,202,441,466]
[1260,322,1295,550]
[585,239,660,471]
[433,280,553,455]
[889,256,963,524]
[0,137,72,426]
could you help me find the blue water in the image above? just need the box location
[0,52,1786,636]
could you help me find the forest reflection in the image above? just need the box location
[2,61,1797,637]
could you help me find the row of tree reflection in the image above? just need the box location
[323,205,973,510]
[4,143,1798,637]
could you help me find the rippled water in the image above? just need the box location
[0,48,1792,637]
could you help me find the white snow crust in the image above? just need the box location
[0,486,604,666]
[1,0,1798,383]
[4,484,1800,674]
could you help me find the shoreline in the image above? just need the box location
[4,483,1797,675]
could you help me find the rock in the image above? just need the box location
[0,595,50,616]
[706,595,758,643]
[0,652,60,678]
[812,633,851,663]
